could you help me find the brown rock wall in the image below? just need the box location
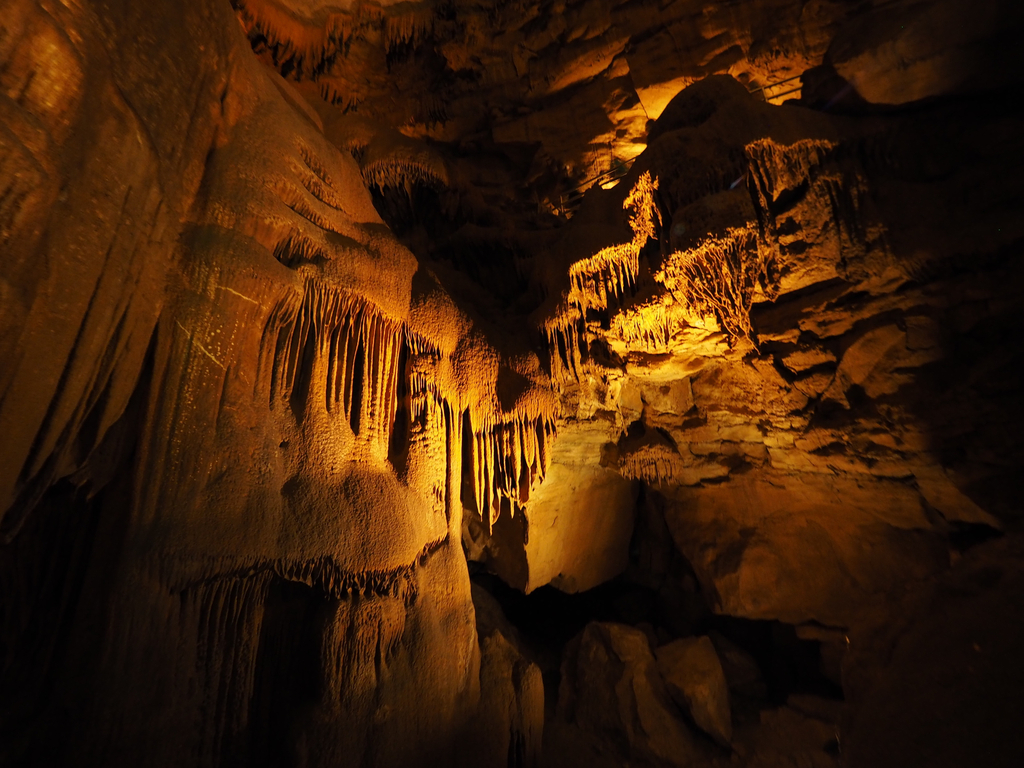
[2,0,1023,765]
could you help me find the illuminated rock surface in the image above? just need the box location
[1,1,1023,766]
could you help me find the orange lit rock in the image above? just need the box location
[472,629,545,768]
[2,0,1024,765]
[662,471,947,626]
[466,417,638,594]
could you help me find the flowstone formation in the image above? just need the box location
[2,1,1024,767]
[0,1,546,765]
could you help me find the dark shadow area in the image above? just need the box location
[472,558,842,713]
[249,579,329,768]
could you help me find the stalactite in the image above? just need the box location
[359,134,450,195]
[230,0,386,79]
[544,171,661,381]
[265,280,416,446]
[183,572,271,766]
[383,5,435,52]
[463,411,555,532]
[745,138,837,214]
[568,242,640,315]
[271,232,330,268]
[620,450,680,487]
[543,313,585,383]
[231,0,341,78]
[656,223,779,343]
[610,299,676,352]
[180,535,447,613]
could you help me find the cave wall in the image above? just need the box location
[0,2,493,765]
[2,1,1023,767]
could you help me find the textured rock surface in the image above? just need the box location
[466,416,638,593]
[2,0,1024,766]
[709,631,768,700]
[472,629,545,768]
[0,1,534,765]
[531,68,1024,630]
[656,636,732,747]
[555,622,696,766]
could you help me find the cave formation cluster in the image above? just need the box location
[1,1,1023,767]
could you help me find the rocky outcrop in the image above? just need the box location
[0,1,542,766]
[471,605,546,768]
[2,0,1023,766]
[841,536,1024,768]
[465,415,639,593]
[518,68,1023,631]
[656,636,733,747]
[228,0,1021,197]
[554,622,696,767]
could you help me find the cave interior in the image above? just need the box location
[1,0,1023,766]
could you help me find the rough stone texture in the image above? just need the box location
[2,0,1024,766]
[0,1,541,765]
[467,416,639,593]
[663,471,947,626]
[556,622,696,767]
[225,0,1022,199]
[828,0,1023,105]
[534,66,1024,629]
[840,536,1024,768]
[471,628,545,768]
[709,631,769,700]
[655,636,733,747]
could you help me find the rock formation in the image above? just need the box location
[2,0,1023,767]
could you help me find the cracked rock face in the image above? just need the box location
[2,0,1024,767]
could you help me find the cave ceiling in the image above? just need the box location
[1,0,1023,767]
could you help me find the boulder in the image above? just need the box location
[656,637,733,747]
[470,631,545,768]
[558,622,695,766]
[662,470,948,626]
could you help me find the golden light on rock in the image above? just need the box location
[1,1,1022,767]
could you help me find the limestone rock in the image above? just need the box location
[655,636,733,747]
[4,0,1024,766]
[843,537,1024,768]
[558,622,695,766]
[467,417,639,594]
[734,705,840,768]
[663,471,947,626]
[470,631,545,768]
[829,0,1024,105]
[912,465,1003,530]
